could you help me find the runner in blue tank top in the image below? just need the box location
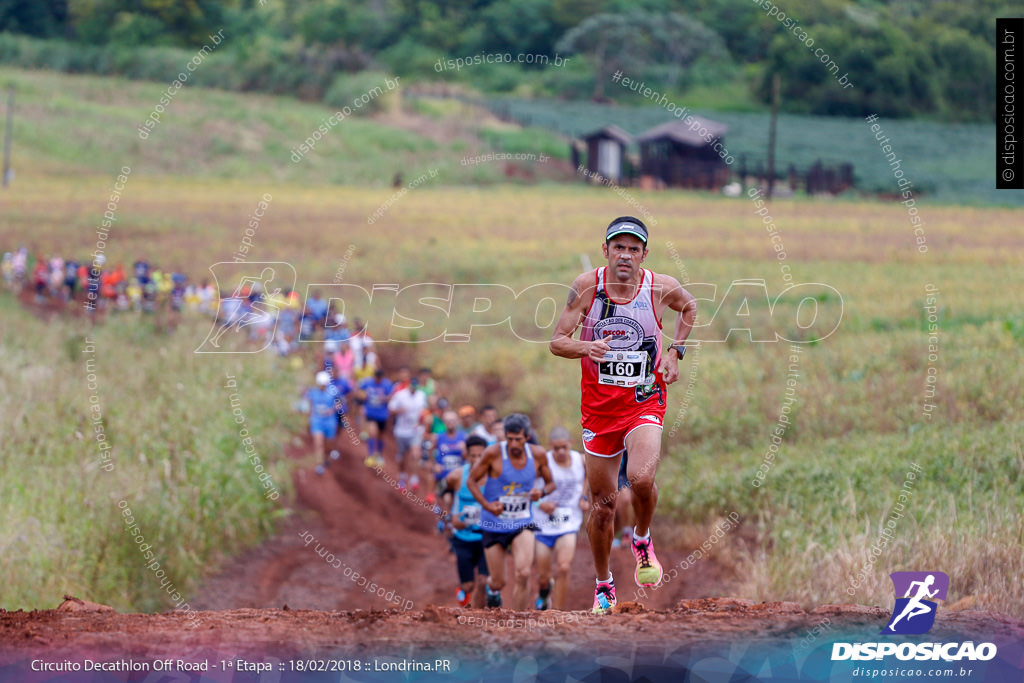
[446,434,490,608]
[432,410,466,528]
[467,414,554,609]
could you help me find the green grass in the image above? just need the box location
[0,67,550,187]
[681,78,764,113]
[0,295,297,611]
[719,422,1024,609]
[476,122,570,160]
[1,95,1021,620]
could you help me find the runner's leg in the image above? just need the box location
[473,547,489,608]
[312,431,325,465]
[552,533,577,611]
[586,453,621,581]
[510,529,536,610]
[365,417,378,459]
[624,425,662,537]
[534,539,552,606]
[484,544,507,593]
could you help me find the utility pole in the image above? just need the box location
[767,73,780,200]
[3,85,13,188]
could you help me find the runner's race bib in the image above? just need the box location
[442,455,463,471]
[499,495,531,520]
[461,504,481,528]
[598,350,647,387]
[547,506,575,534]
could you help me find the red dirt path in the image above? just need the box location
[3,427,1021,680]
[192,426,734,614]
[3,297,1022,680]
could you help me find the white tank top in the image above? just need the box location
[534,449,585,536]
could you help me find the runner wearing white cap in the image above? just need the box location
[307,370,339,475]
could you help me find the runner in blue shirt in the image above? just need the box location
[431,410,466,531]
[467,414,554,609]
[305,289,329,330]
[446,435,490,607]
[306,371,338,476]
[357,368,393,467]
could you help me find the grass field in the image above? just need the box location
[0,293,294,612]
[2,166,1021,617]
[0,67,568,187]
[1,67,1021,618]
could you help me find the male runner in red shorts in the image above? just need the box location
[550,216,696,613]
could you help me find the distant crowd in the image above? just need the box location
[3,246,215,315]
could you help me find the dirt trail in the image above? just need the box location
[4,429,1018,681]
[5,296,1022,679]
[3,599,1021,681]
[194,426,732,614]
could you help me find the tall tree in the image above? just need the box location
[69,0,232,46]
[556,11,728,100]
[0,0,69,38]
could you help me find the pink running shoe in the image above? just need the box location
[592,580,616,614]
[632,536,663,587]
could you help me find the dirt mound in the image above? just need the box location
[56,595,115,613]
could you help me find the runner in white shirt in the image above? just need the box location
[533,426,590,611]
[388,366,428,491]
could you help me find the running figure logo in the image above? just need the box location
[195,262,296,354]
[883,571,949,635]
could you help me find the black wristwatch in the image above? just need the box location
[669,344,687,360]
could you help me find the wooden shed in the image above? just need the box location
[636,117,730,189]
[578,125,633,183]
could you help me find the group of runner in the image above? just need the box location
[13,213,696,615]
[300,216,697,614]
[2,247,217,315]
[2,248,375,362]
[298,339,603,611]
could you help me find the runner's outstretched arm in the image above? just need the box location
[656,274,697,385]
[549,271,606,361]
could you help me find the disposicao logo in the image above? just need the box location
[884,571,948,635]
[831,571,998,663]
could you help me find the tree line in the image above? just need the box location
[0,0,1006,121]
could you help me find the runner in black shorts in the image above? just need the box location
[467,414,554,609]
[447,435,490,607]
